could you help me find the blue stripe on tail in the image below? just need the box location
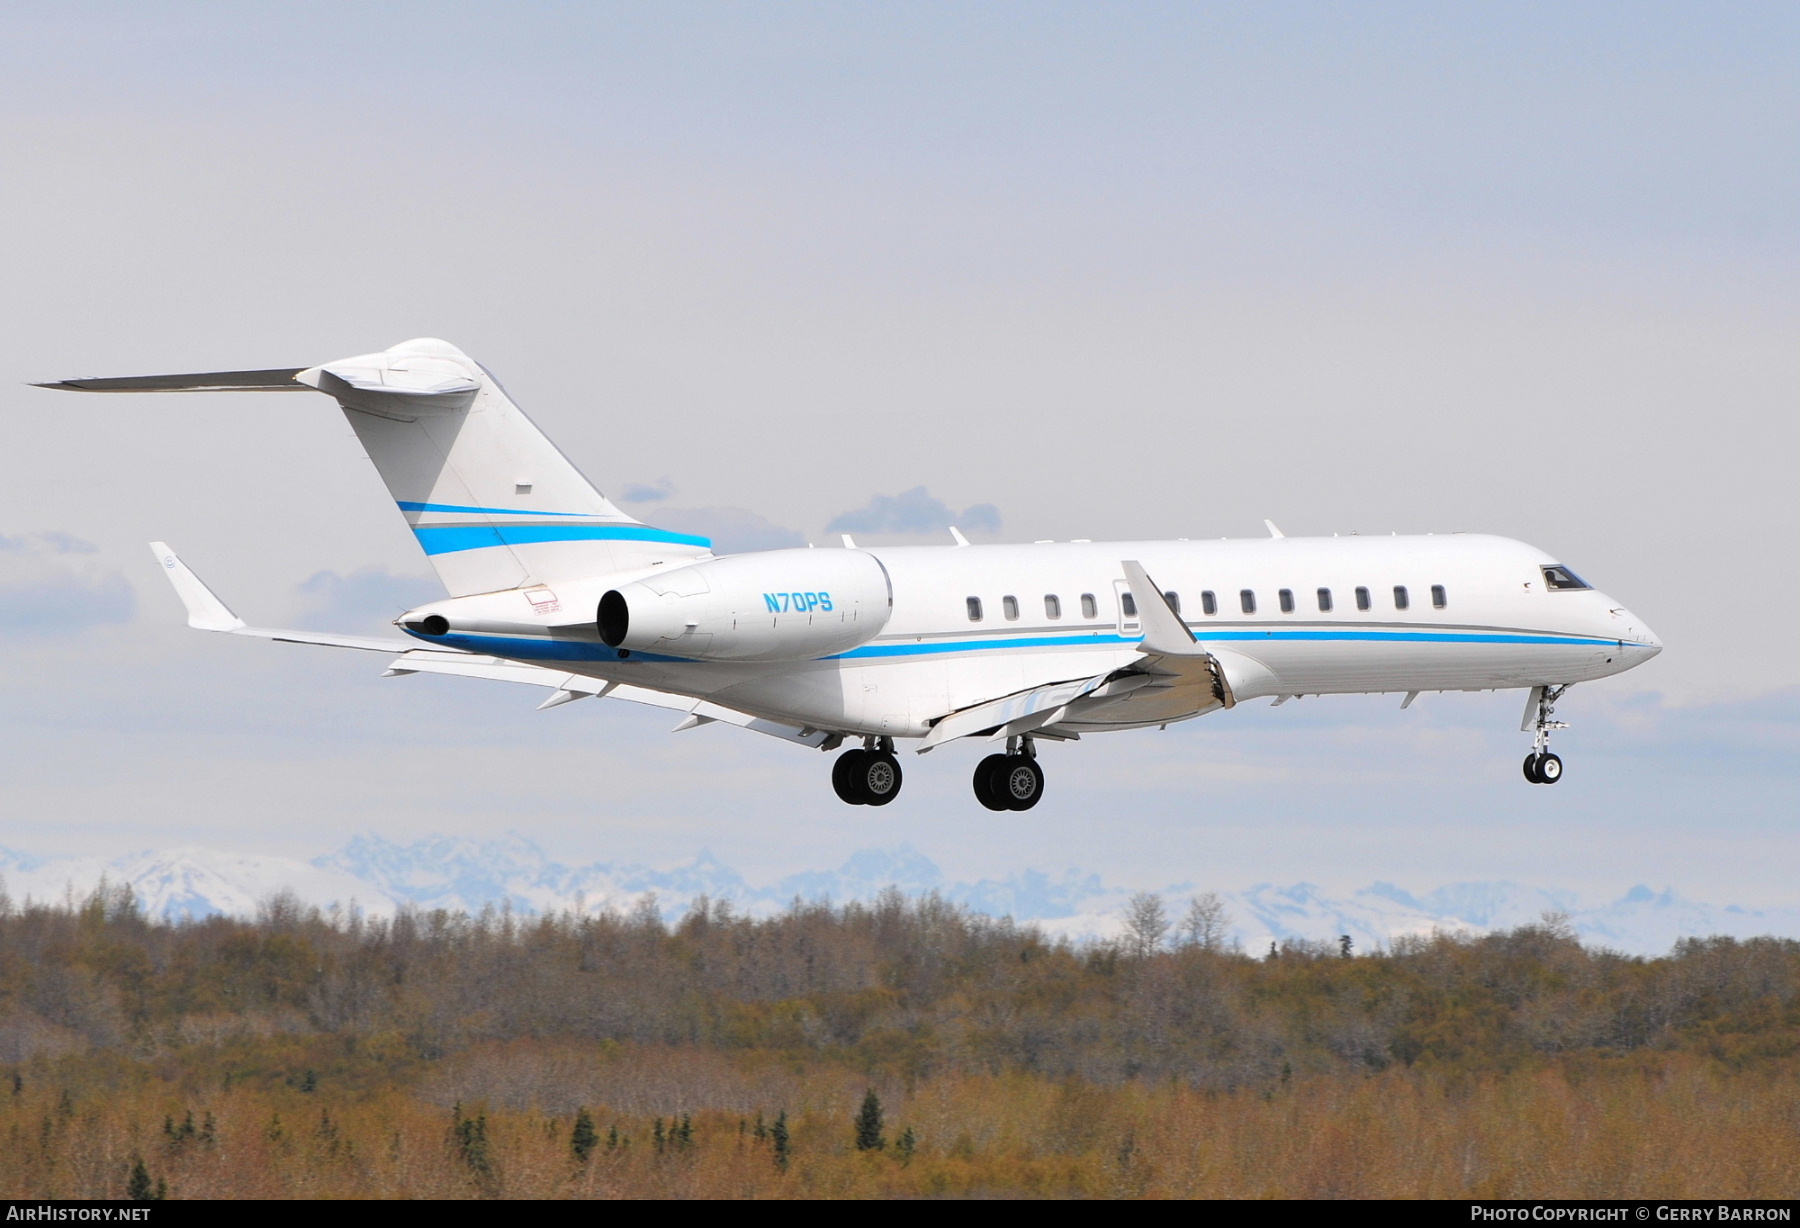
[411,523,712,556]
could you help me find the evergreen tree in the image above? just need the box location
[854,1088,885,1151]
[451,1104,494,1190]
[571,1108,598,1163]
[771,1110,791,1171]
[895,1126,917,1166]
[125,1158,163,1201]
[652,1117,665,1153]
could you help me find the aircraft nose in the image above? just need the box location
[1609,605,1662,656]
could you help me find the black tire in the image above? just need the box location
[973,754,1012,811]
[1522,753,1543,784]
[1536,752,1563,784]
[833,749,869,804]
[859,751,903,806]
[1001,756,1045,811]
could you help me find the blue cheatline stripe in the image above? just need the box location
[411,523,712,556]
[416,625,1620,667]
[832,628,1621,660]
[831,632,1129,659]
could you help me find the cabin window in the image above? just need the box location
[1393,585,1410,610]
[1080,592,1098,618]
[1164,591,1180,614]
[1044,594,1061,619]
[1317,587,1333,612]
[1002,595,1019,620]
[1120,593,1138,617]
[1541,565,1591,591]
[1200,590,1217,616]
[1431,584,1447,609]
[1355,586,1371,611]
[1278,589,1294,613]
[966,597,983,622]
[1240,589,1256,615]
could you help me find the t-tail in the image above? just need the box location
[39,338,712,595]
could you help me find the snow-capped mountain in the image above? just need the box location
[0,835,1795,957]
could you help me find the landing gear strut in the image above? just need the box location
[1522,685,1569,785]
[974,737,1045,811]
[832,737,902,806]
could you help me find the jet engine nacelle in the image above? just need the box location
[598,549,892,662]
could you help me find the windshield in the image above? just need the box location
[1541,564,1591,591]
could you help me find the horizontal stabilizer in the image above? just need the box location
[37,369,306,393]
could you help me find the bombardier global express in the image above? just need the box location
[39,338,1662,809]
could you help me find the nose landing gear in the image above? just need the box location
[973,737,1045,811]
[832,738,903,806]
[1522,685,1570,785]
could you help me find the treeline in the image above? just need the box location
[2,885,1797,1083]
[0,887,1797,1197]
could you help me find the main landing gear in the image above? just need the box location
[832,738,903,806]
[974,737,1045,811]
[1522,684,1570,786]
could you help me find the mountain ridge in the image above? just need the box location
[0,835,1792,956]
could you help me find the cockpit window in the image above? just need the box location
[1541,565,1591,591]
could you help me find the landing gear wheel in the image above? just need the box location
[1000,756,1045,811]
[1522,753,1543,784]
[858,751,903,806]
[1536,752,1563,784]
[973,754,1012,811]
[833,749,870,804]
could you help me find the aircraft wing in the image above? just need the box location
[151,542,829,748]
[150,542,412,652]
[385,649,832,747]
[154,543,828,752]
[917,559,1278,752]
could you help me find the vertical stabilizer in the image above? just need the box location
[296,339,710,595]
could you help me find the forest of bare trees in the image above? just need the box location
[0,883,1795,1198]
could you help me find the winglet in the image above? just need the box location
[1120,560,1203,657]
[147,543,246,631]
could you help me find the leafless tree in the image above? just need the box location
[1178,892,1232,952]
[1122,892,1169,958]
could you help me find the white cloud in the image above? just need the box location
[0,532,134,633]
[826,487,1001,537]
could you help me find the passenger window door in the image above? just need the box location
[1112,579,1141,635]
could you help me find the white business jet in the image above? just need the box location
[40,338,1661,809]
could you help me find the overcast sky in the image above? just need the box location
[0,3,1793,908]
